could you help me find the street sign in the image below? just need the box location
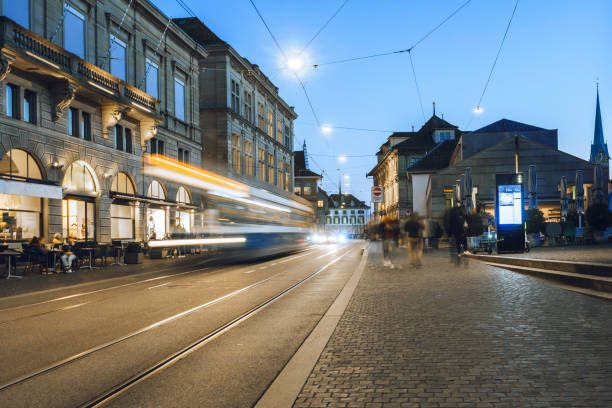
[371,186,383,203]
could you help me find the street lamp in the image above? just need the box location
[286,56,304,71]
[337,155,347,163]
[473,106,483,114]
[321,124,333,134]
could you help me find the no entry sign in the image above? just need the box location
[371,186,383,203]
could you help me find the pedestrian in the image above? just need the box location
[449,205,468,255]
[404,213,424,267]
[52,232,63,248]
[28,236,50,275]
[61,236,78,273]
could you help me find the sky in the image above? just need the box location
[154,0,611,203]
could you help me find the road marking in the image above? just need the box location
[0,268,209,313]
[244,270,256,274]
[147,283,169,290]
[259,266,267,270]
[59,303,88,311]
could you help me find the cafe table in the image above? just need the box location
[1,249,22,279]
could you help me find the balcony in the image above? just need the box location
[0,17,159,117]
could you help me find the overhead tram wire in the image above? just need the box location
[466,0,519,130]
[312,0,473,68]
[103,0,136,71]
[408,51,426,123]
[248,0,322,129]
[296,122,395,133]
[300,0,350,54]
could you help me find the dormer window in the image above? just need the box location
[434,130,454,143]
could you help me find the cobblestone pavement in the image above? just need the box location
[509,243,612,264]
[293,242,612,408]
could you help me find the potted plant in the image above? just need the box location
[525,208,545,246]
[585,203,612,243]
[124,242,144,264]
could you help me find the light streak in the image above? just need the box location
[147,237,246,247]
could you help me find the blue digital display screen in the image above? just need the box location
[498,185,522,225]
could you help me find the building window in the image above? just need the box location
[317,200,324,208]
[350,216,356,224]
[258,148,265,182]
[178,148,190,164]
[243,91,252,122]
[149,138,165,155]
[358,210,364,214]
[284,125,291,147]
[109,35,127,81]
[110,203,134,239]
[3,1,29,28]
[244,140,253,176]
[285,162,291,191]
[146,58,159,99]
[65,5,85,59]
[342,216,348,224]
[277,159,284,189]
[267,153,274,184]
[294,186,301,195]
[81,112,91,141]
[303,183,312,195]
[326,216,332,224]
[232,134,241,174]
[174,78,185,121]
[231,80,240,114]
[68,107,78,137]
[147,180,166,200]
[5,84,17,118]
[334,216,339,224]
[267,110,274,137]
[277,120,283,143]
[358,216,364,224]
[257,103,265,130]
[23,90,35,124]
[114,126,132,153]
[111,172,136,195]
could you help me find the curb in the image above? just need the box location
[254,243,370,408]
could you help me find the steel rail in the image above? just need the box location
[0,246,337,392]
[80,248,354,408]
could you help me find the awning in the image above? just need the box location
[0,179,63,199]
[112,193,198,209]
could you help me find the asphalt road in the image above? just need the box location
[0,241,365,408]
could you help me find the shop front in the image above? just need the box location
[61,161,99,241]
[175,186,194,233]
[146,180,168,240]
[0,149,62,241]
[110,172,137,240]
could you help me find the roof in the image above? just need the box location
[591,88,610,161]
[409,139,458,172]
[294,151,321,178]
[328,193,369,209]
[472,119,546,134]
[172,17,227,48]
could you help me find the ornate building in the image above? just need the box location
[0,0,206,243]
[293,143,327,230]
[174,17,296,196]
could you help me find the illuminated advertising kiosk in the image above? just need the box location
[495,173,525,253]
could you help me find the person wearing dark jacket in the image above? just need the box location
[61,237,78,273]
[28,236,50,274]
[449,205,468,254]
[404,213,424,267]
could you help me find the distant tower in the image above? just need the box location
[590,84,610,166]
[303,140,310,170]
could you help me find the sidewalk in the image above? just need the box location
[510,242,612,264]
[293,242,612,408]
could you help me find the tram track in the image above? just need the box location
[0,245,352,397]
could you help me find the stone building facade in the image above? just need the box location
[0,0,206,243]
[174,18,296,194]
[325,193,369,237]
[367,114,461,220]
[293,147,327,230]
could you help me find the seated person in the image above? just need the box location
[28,236,50,274]
[52,233,64,248]
[61,236,78,274]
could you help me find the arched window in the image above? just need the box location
[176,186,190,204]
[62,161,97,195]
[147,180,166,200]
[0,149,43,180]
[111,172,136,195]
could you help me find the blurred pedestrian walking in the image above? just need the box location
[381,217,400,268]
[448,205,468,255]
[404,213,424,267]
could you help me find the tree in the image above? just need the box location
[525,208,546,234]
[585,203,612,231]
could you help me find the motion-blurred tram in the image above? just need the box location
[143,154,314,259]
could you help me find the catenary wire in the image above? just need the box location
[313,0,473,68]
[409,51,426,123]
[300,0,350,54]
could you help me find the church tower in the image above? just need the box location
[590,85,610,166]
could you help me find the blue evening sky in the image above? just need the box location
[155,0,611,203]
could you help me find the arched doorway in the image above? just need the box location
[146,179,167,239]
[110,172,137,240]
[0,149,45,240]
[62,161,98,241]
[175,186,193,233]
